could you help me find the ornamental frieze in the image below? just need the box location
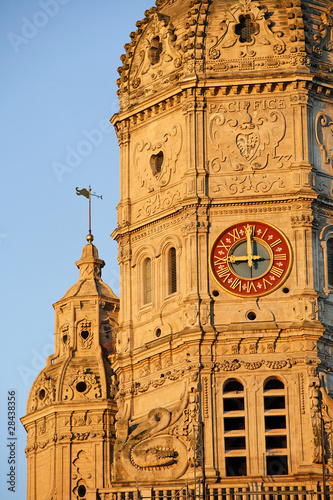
[137,189,182,219]
[212,174,285,195]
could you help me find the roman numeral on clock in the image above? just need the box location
[270,266,284,278]
[216,267,231,282]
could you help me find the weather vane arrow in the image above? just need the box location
[76,185,103,241]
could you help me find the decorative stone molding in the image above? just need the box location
[30,372,56,412]
[214,358,296,372]
[207,0,285,60]
[134,124,182,192]
[137,189,182,219]
[315,113,333,172]
[213,174,285,195]
[209,105,288,172]
[78,320,93,349]
[114,384,191,482]
[63,368,101,401]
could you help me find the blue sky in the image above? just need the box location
[0,1,153,497]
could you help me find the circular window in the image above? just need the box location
[155,328,161,337]
[212,290,219,297]
[78,484,86,497]
[81,330,89,340]
[282,287,290,294]
[247,311,256,321]
[76,382,87,393]
[39,389,46,400]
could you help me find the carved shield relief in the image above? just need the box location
[209,102,288,172]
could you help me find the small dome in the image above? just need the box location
[55,238,119,303]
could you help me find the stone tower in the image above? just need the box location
[23,0,333,498]
[111,0,333,491]
[21,237,119,499]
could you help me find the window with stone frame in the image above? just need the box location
[223,378,247,476]
[327,238,333,287]
[263,377,288,475]
[168,247,177,294]
[143,257,152,304]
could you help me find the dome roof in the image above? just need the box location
[116,0,333,111]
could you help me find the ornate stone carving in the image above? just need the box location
[134,124,182,192]
[130,12,181,90]
[207,0,285,60]
[130,366,199,396]
[311,5,333,59]
[30,372,56,412]
[213,173,285,195]
[63,368,101,401]
[215,358,295,371]
[137,189,181,219]
[115,388,189,481]
[209,104,287,172]
[316,113,333,171]
[78,320,93,349]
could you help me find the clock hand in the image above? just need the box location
[245,224,254,268]
[228,254,262,264]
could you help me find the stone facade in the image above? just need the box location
[22,0,333,498]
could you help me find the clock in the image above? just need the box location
[209,221,292,298]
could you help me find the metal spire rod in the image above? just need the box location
[76,186,103,239]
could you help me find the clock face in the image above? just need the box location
[209,221,292,298]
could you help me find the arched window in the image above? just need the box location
[223,379,247,476]
[263,377,288,475]
[168,247,177,294]
[143,257,152,304]
[328,238,333,287]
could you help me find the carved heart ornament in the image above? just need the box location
[236,132,259,160]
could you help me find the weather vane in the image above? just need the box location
[76,186,103,242]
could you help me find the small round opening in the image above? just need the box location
[155,328,161,337]
[247,311,256,321]
[76,382,87,393]
[39,389,46,401]
[78,484,86,497]
[62,334,68,344]
[282,287,290,294]
[212,290,219,297]
[81,330,89,340]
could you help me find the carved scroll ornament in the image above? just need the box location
[209,105,287,172]
[134,124,182,192]
[208,0,285,60]
[315,112,333,172]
